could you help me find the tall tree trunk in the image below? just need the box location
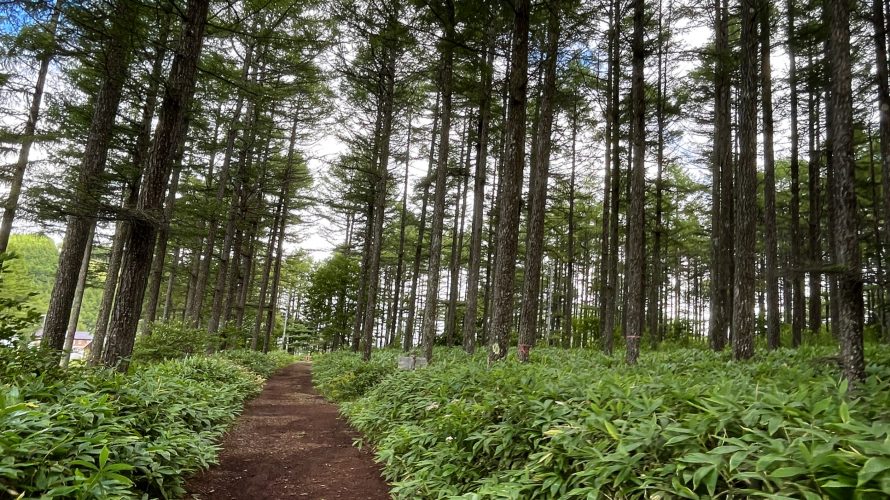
[263,117,299,351]
[518,0,561,362]
[421,0,456,363]
[648,0,666,347]
[462,42,494,355]
[709,0,732,352]
[760,0,780,350]
[874,0,890,324]
[445,159,470,346]
[143,158,184,331]
[387,113,412,347]
[61,223,95,368]
[0,1,62,252]
[351,204,373,351]
[733,0,758,361]
[235,224,258,329]
[808,78,823,335]
[252,199,283,349]
[88,190,132,365]
[625,0,645,365]
[444,122,469,345]
[788,0,805,347]
[598,20,614,353]
[868,127,889,341]
[602,0,622,356]
[404,94,439,352]
[352,87,387,350]
[102,0,210,370]
[42,0,139,354]
[564,101,577,348]
[488,0,530,363]
[827,0,865,382]
[361,38,398,362]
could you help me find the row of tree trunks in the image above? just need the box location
[188,45,254,327]
[42,0,141,355]
[102,0,210,371]
[360,19,398,361]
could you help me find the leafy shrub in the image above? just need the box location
[131,321,209,363]
[219,349,295,378]
[0,347,289,499]
[317,346,890,499]
[313,349,400,401]
[0,252,42,346]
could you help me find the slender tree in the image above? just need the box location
[421,0,456,363]
[827,0,865,382]
[624,0,645,365]
[0,1,62,252]
[518,0,561,362]
[788,0,805,347]
[760,0,780,350]
[708,0,732,352]
[733,0,758,361]
[489,0,530,363]
[462,38,494,355]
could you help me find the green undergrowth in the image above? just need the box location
[0,347,294,499]
[314,346,890,499]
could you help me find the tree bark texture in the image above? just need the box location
[732,0,758,361]
[760,0,780,350]
[827,0,865,382]
[625,0,645,365]
[518,0,560,362]
[488,0,529,364]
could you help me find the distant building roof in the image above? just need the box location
[32,329,92,341]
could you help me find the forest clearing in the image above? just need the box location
[1,0,889,497]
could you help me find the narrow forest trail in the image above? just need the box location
[185,362,391,499]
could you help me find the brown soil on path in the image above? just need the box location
[185,362,391,500]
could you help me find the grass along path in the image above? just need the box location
[186,362,390,499]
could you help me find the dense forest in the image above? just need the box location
[4,0,885,373]
[1,0,889,496]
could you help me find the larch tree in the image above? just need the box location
[488,0,530,364]
[103,0,210,370]
[421,0,456,363]
[0,0,62,253]
[732,0,757,361]
[518,0,561,363]
[624,0,645,365]
[826,0,864,382]
[42,0,141,355]
[708,0,732,352]
[760,0,780,350]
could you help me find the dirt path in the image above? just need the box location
[186,362,391,499]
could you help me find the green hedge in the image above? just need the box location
[0,347,293,499]
[316,346,890,499]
